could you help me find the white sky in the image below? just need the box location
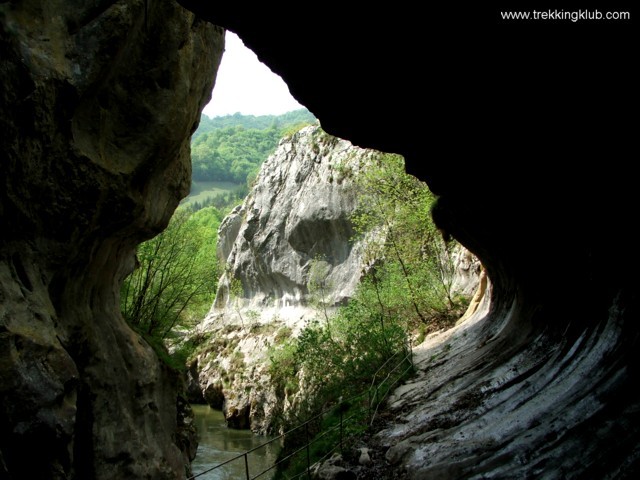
[202,31,304,118]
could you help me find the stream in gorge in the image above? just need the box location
[190,405,282,480]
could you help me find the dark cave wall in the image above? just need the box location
[1,1,223,478]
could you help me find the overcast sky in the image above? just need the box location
[202,31,304,118]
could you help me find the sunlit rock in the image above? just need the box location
[189,125,480,434]
[192,125,379,432]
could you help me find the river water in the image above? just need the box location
[190,405,282,480]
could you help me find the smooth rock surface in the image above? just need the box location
[207,125,373,323]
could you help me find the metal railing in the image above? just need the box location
[187,343,414,480]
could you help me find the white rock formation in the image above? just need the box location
[191,126,382,431]
[199,125,383,335]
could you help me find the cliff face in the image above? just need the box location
[191,126,381,431]
[209,125,373,323]
[0,2,223,479]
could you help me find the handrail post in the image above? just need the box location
[306,422,311,479]
[408,337,414,369]
[340,407,344,454]
[244,453,250,480]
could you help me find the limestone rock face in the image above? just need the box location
[193,125,380,432]
[209,125,370,320]
[449,244,482,298]
[0,2,223,479]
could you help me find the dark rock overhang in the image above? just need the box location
[176,4,640,477]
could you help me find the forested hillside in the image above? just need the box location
[190,109,317,184]
[193,109,316,138]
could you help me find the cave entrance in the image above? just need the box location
[121,25,483,480]
[201,31,305,120]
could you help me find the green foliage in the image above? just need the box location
[190,125,277,183]
[268,301,409,429]
[273,401,370,479]
[193,109,316,139]
[180,180,247,212]
[307,255,332,326]
[120,207,221,346]
[228,275,246,327]
[311,313,404,401]
[139,332,187,372]
[229,350,245,372]
[268,153,469,477]
[273,325,293,345]
[269,306,411,477]
[351,153,463,329]
[190,110,317,185]
[268,341,299,401]
[120,112,317,370]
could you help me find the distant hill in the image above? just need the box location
[193,109,317,140]
[190,109,317,185]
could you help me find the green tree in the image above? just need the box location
[270,153,464,428]
[120,207,220,340]
[307,255,332,328]
[229,275,246,327]
[268,154,468,478]
[192,108,316,139]
[190,111,316,185]
[351,153,461,328]
[268,297,411,477]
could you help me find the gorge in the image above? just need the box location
[185,124,481,438]
[1,2,638,479]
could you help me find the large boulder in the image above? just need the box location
[208,125,373,321]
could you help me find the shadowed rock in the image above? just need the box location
[1,1,223,478]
